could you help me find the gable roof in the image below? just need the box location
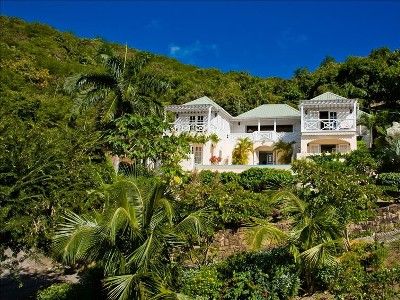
[166,96,233,118]
[236,104,300,119]
[183,96,224,110]
[310,92,348,101]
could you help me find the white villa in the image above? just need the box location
[166,92,369,171]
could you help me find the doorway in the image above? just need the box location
[320,144,336,153]
[259,151,273,165]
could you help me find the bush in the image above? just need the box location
[345,144,379,175]
[181,265,223,300]
[36,283,74,300]
[197,170,220,184]
[220,171,240,185]
[377,172,400,187]
[219,249,300,300]
[239,168,293,192]
[316,243,399,299]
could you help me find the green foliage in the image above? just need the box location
[54,176,206,300]
[317,243,400,300]
[222,249,300,300]
[220,172,240,185]
[239,168,294,192]
[179,249,300,300]
[180,266,222,299]
[0,113,113,250]
[232,138,253,165]
[292,159,379,229]
[197,170,220,184]
[106,114,190,176]
[36,283,74,300]
[345,142,379,175]
[377,172,400,186]
[173,177,273,228]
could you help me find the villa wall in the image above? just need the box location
[298,133,357,158]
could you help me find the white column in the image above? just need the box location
[207,106,212,133]
[258,119,261,132]
[300,105,304,131]
[273,119,277,132]
[353,101,357,129]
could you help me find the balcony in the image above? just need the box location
[172,122,208,133]
[303,118,355,132]
[229,131,298,143]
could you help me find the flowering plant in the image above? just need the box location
[210,155,222,164]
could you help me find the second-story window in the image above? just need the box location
[197,116,204,123]
[189,116,196,131]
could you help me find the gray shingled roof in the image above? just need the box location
[236,104,300,119]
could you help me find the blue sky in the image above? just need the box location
[1,1,399,78]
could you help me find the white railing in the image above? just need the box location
[229,131,298,143]
[172,122,208,133]
[303,119,355,131]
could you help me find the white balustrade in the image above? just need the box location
[228,131,297,143]
[303,119,355,131]
[171,122,208,133]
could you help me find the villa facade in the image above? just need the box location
[166,92,369,171]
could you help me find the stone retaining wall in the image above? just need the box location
[350,204,400,235]
[212,204,400,259]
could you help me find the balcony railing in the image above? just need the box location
[172,122,208,133]
[229,131,298,143]
[303,119,355,131]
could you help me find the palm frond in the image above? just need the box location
[53,210,103,264]
[104,273,159,300]
[126,232,160,272]
[175,211,208,239]
[300,242,337,269]
[247,220,287,250]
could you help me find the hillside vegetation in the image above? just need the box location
[1,16,400,119]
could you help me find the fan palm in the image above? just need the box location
[232,137,254,165]
[65,53,169,123]
[54,176,206,300]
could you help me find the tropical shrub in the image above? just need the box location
[377,172,400,187]
[197,170,220,184]
[36,283,74,300]
[180,265,223,299]
[316,243,400,299]
[345,142,379,175]
[173,179,273,228]
[220,249,300,300]
[179,249,300,300]
[239,168,293,192]
[220,171,240,185]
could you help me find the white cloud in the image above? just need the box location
[168,40,218,62]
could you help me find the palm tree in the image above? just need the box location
[283,191,341,291]
[249,191,341,292]
[54,176,205,300]
[273,140,295,164]
[232,137,253,165]
[65,53,169,123]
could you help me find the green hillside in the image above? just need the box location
[1,16,399,119]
